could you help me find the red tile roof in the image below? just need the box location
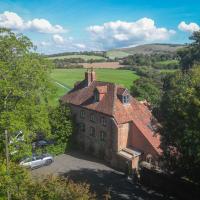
[61,79,161,154]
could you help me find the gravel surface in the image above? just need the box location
[31,151,169,200]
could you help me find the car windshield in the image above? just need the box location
[23,157,32,162]
[35,156,42,160]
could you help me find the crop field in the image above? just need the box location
[81,62,124,69]
[48,54,106,61]
[49,68,139,106]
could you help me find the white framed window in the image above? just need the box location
[100,131,106,141]
[122,95,129,104]
[90,126,95,137]
[79,123,85,132]
[80,110,85,118]
[100,117,106,127]
[90,113,95,122]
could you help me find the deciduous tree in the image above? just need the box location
[0,28,53,160]
[158,67,200,182]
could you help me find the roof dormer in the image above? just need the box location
[94,86,107,102]
[117,87,130,104]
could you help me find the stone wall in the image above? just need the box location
[69,105,117,162]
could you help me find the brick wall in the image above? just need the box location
[129,122,158,161]
[117,123,130,151]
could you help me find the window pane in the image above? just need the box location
[100,131,106,141]
[80,110,85,118]
[90,127,95,137]
[90,114,95,122]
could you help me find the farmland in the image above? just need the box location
[106,50,131,59]
[81,62,124,69]
[49,68,139,106]
[48,54,106,61]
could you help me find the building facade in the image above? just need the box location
[61,69,161,170]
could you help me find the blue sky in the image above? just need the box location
[0,0,199,54]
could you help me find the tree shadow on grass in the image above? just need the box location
[59,168,165,200]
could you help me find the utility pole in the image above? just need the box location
[4,91,11,200]
[5,129,9,171]
[5,129,10,200]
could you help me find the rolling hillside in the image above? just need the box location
[107,43,185,59]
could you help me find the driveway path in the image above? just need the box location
[32,152,170,200]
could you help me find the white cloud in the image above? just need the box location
[178,21,200,33]
[74,43,86,49]
[87,18,175,49]
[0,11,66,33]
[26,19,65,33]
[0,11,24,30]
[52,34,65,44]
[40,41,51,47]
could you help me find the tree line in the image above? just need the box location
[121,52,179,69]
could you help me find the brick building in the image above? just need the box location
[61,69,161,170]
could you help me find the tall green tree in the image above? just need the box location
[48,103,74,152]
[158,67,200,182]
[0,28,53,160]
[178,30,200,71]
[131,77,161,107]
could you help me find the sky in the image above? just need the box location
[0,0,199,54]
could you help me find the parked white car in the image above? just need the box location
[20,154,53,169]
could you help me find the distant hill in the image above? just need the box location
[47,43,185,60]
[107,43,185,59]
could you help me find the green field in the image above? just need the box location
[49,68,139,106]
[106,50,131,59]
[48,54,106,61]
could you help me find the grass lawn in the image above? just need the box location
[106,50,131,59]
[48,54,106,61]
[49,68,139,106]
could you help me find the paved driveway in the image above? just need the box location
[32,151,168,200]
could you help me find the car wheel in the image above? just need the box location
[45,159,53,165]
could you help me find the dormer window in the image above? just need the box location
[94,86,107,102]
[117,87,130,104]
[122,95,129,104]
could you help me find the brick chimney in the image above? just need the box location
[85,68,96,86]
